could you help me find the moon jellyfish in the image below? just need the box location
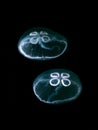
[18,27,67,60]
[33,69,82,104]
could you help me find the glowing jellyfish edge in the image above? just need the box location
[33,69,82,104]
[18,28,68,60]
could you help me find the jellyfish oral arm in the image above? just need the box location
[38,40,52,50]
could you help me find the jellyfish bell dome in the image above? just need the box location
[18,27,68,60]
[33,69,82,104]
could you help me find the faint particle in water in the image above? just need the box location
[33,69,82,104]
[18,27,68,60]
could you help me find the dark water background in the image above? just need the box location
[7,2,97,128]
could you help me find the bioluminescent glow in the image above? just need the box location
[33,69,82,104]
[18,27,67,60]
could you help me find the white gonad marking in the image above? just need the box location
[61,79,71,87]
[50,72,60,78]
[29,31,38,36]
[40,31,48,35]
[49,72,71,87]
[41,36,51,43]
[30,37,39,44]
[61,73,70,78]
[49,79,60,86]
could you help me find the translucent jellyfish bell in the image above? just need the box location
[18,27,68,60]
[33,69,82,104]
